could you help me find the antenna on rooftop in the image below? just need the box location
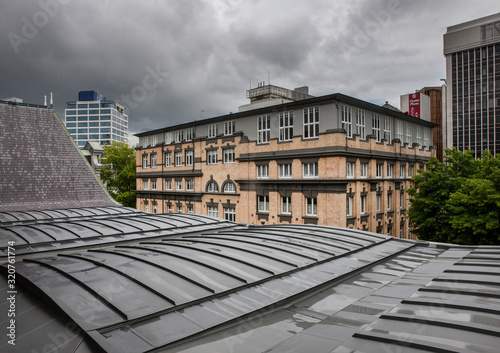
[50,92,54,108]
[44,95,47,106]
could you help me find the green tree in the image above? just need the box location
[407,148,500,245]
[100,141,136,208]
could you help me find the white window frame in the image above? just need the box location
[306,197,317,216]
[165,179,172,190]
[303,162,318,178]
[423,128,430,149]
[387,193,392,210]
[207,150,217,165]
[258,195,269,213]
[405,123,412,145]
[175,151,183,167]
[185,128,194,141]
[223,148,235,164]
[151,135,157,146]
[376,194,381,212]
[153,203,157,214]
[224,207,236,221]
[165,152,172,167]
[281,196,292,214]
[151,153,157,168]
[279,163,292,179]
[175,179,183,191]
[187,205,194,214]
[257,115,271,144]
[208,124,217,138]
[208,206,219,218]
[346,161,354,178]
[145,202,149,213]
[151,179,157,190]
[360,195,366,214]
[356,110,365,139]
[360,162,368,178]
[372,114,381,142]
[143,179,149,190]
[346,196,353,216]
[174,130,183,143]
[387,164,393,178]
[279,111,293,142]
[224,121,235,136]
[400,164,406,178]
[416,126,422,146]
[257,164,269,179]
[165,132,173,144]
[400,191,405,209]
[207,181,219,193]
[303,107,319,139]
[177,205,183,214]
[409,165,414,177]
[223,182,236,193]
[142,154,148,169]
[396,120,403,141]
[384,117,392,142]
[186,179,194,191]
[185,150,193,166]
[376,164,383,178]
[341,106,352,138]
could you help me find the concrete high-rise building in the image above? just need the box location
[444,13,500,157]
[65,91,128,147]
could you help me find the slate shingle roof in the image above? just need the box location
[0,102,116,212]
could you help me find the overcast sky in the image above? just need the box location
[1,0,498,144]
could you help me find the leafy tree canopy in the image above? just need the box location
[407,148,500,245]
[100,141,136,208]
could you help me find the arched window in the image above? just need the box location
[223,181,236,193]
[206,180,219,193]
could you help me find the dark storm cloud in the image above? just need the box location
[0,0,498,144]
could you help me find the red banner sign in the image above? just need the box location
[408,92,420,119]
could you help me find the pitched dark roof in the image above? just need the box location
[0,102,116,212]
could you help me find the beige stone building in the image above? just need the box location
[135,85,435,239]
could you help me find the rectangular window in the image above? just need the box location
[165,152,172,167]
[224,121,235,136]
[165,179,172,190]
[387,164,393,178]
[396,120,403,141]
[187,206,194,214]
[400,191,405,209]
[346,196,353,216]
[142,154,148,169]
[208,124,217,138]
[151,179,157,190]
[208,206,219,218]
[143,179,149,190]
[400,165,406,178]
[185,150,193,166]
[258,115,271,144]
[409,165,414,177]
[151,135,158,146]
[186,179,194,191]
[360,162,368,178]
[416,126,422,146]
[174,130,183,143]
[423,128,430,149]
[185,128,194,141]
[303,107,319,139]
[177,205,183,213]
[257,164,269,179]
[341,106,352,138]
[207,150,217,165]
[356,110,365,139]
[153,203,157,214]
[405,123,412,145]
[145,203,149,213]
[376,164,383,178]
[387,193,392,210]
[279,164,292,178]
[361,195,366,214]
[279,111,294,142]
[175,151,182,166]
[176,180,183,191]
[165,132,173,144]
[223,148,235,164]
[258,195,269,212]
[372,114,381,142]
[376,194,381,212]
[151,153,157,168]
[224,207,236,221]
[167,205,173,213]
[306,197,317,216]
[346,162,354,178]
[303,162,318,178]
[384,117,392,142]
[281,196,291,214]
